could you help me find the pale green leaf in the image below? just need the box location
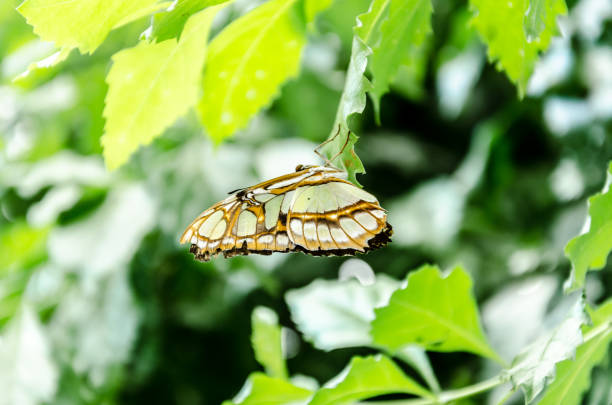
[320,36,369,186]
[286,275,440,392]
[13,47,71,84]
[565,163,612,291]
[286,275,400,351]
[225,373,312,405]
[508,294,588,403]
[251,306,287,379]
[368,0,432,118]
[524,0,548,41]
[371,264,500,361]
[198,0,306,143]
[0,306,58,404]
[102,4,227,169]
[309,355,431,405]
[469,0,567,96]
[152,0,230,41]
[539,300,612,405]
[318,2,385,185]
[17,0,161,54]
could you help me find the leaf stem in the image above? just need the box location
[583,318,612,343]
[360,374,507,405]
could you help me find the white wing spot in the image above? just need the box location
[276,233,289,248]
[330,225,348,244]
[303,221,317,242]
[290,218,302,236]
[370,210,385,219]
[255,70,266,79]
[317,222,333,244]
[354,211,378,231]
[258,234,274,245]
[246,89,257,99]
[340,217,365,239]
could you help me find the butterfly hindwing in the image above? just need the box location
[285,181,389,253]
[181,166,392,261]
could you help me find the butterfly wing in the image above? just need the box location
[285,180,392,255]
[180,187,301,261]
[181,166,392,261]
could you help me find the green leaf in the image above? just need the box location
[225,373,312,405]
[286,275,440,392]
[101,4,227,169]
[320,36,369,185]
[0,222,49,273]
[565,163,612,291]
[508,294,588,403]
[198,0,306,143]
[368,0,433,119]
[469,0,567,96]
[251,306,287,379]
[538,300,612,405]
[524,0,548,41]
[13,47,72,84]
[309,355,431,405]
[17,0,162,54]
[305,0,334,22]
[152,0,230,41]
[286,275,400,351]
[371,264,500,360]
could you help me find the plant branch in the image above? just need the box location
[360,374,507,405]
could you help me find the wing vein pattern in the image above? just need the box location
[180,165,392,261]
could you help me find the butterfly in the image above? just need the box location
[180,164,392,261]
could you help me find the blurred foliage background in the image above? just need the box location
[1,0,612,404]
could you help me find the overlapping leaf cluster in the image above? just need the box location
[18,0,567,182]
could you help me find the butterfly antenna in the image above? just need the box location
[315,125,343,168]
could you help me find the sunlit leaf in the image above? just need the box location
[538,300,612,405]
[305,0,334,22]
[469,0,567,96]
[251,306,287,379]
[224,373,312,405]
[367,0,433,118]
[13,47,71,84]
[198,0,306,143]
[565,163,612,291]
[309,355,430,405]
[371,264,500,360]
[152,0,230,41]
[524,0,548,40]
[286,275,440,392]
[286,275,400,351]
[102,4,227,169]
[508,294,588,403]
[17,0,161,54]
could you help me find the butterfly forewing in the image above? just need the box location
[181,166,392,261]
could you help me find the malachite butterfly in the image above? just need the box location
[180,165,392,261]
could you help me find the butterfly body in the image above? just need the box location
[180,165,392,261]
